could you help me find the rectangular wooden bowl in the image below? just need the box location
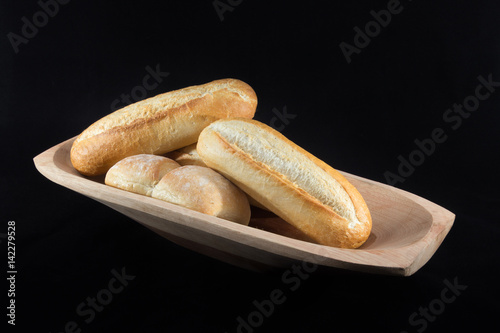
[34,137,455,276]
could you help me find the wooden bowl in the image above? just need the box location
[34,137,455,276]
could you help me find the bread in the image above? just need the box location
[165,143,207,167]
[197,118,372,248]
[71,78,258,176]
[151,165,251,225]
[166,143,271,211]
[105,154,180,196]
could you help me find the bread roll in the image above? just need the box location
[105,154,180,196]
[166,143,270,211]
[165,143,207,167]
[71,78,258,176]
[197,118,372,248]
[151,165,251,225]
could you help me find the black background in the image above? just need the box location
[2,0,500,332]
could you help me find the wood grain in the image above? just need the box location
[34,137,455,276]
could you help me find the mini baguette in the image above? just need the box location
[71,79,257,176]
[197,118,372,248]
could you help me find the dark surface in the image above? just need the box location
[2,0,499,332]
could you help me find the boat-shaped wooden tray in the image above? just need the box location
[34,137,455,276]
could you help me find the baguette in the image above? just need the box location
[197,118,372,248]
[71,79,258,176]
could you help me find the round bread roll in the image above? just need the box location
[165,143,207,167]
[152,165,251,225]
[105,154,180,196]
[166,143,270,211]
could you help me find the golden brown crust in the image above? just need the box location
[261,125,372,247]
[197,118,372,248]
[71,79,257,176]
